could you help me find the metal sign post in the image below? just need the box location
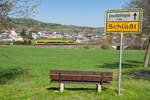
[105,9,143,96]
[118,33,123,95]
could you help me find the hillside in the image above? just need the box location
[11,18,104,33]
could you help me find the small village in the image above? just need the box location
[0,28,104,41]
[0,27,147,50]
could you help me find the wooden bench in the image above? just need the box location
[50,70,113,92]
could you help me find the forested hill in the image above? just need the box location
[11,18,104,33]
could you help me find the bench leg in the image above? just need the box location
[97,84,102,93]
[60,83,64,92]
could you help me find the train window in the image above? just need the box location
[37,42,44,43]
[58,42,65,43]
[68,42,73,43]
[48,42,65,43]
[48,42,56,43]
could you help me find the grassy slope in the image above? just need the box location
[0,46,150,100]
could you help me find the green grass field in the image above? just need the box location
[0,46,150,100]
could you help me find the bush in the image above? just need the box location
[13,41,23,45]
[83,46,91,49]
[23,40,28,45]
[0,41,5,45]
[28,40,32,45]
[5,41,12,45]
[12,40,32,45]
[126,39,148,50]
[101,42,111,49]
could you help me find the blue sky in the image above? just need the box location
[34,0,130,27]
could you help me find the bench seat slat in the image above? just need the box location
[50,75,112,81]
[50,79,112,85]
[50,70,113,77]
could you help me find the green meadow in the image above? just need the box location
[0,46,150,100]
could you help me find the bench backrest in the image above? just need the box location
[50,70,113,82]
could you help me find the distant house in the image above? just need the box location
[32,33,38,39]
[0,36,11,39]
[53,32,63,38]
[0,30,23,41]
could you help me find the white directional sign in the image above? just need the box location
[105,9,143,33]
[107,11,140,22]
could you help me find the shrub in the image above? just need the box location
[83,46,91,49]
[23,40,28,45]
[101,42,111,49]
[28,40,32,45]
[0,41,5,45]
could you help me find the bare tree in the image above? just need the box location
[0,0,12,30]
[144,4,150,66]
[125,0,150,67]
[0,0,41,31]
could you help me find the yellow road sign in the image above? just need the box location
[106,22,140,33]
[105,9,143,33]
